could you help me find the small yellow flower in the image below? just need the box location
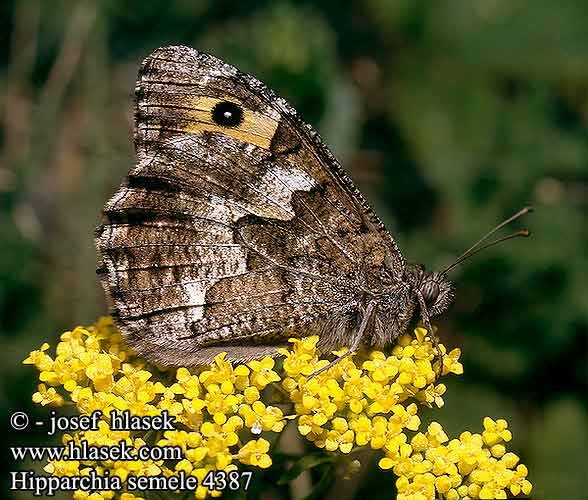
[396,472,436,500]
[199,353,234,388]
[44,459,80,476]
[120,494,145,500]
[239,400,286,433]
[23,343,54,371]
[84,352,115,392]
[349,414,372,446]
[482,416,513,445]
[324,418,355,453]
[297,413,326,439]
[204,383,240,419]
[426,421,448,446]
[443,348,464,375]
[32,383,64,406]
[281,336,320,377]
[156,388,185,416]
[238,438,272,468]
[247,357,281,388]
[509,464,533,496]
[175,367,202,398]
[243,385,260,404]
[362,351,399,383]
[419,382,447,408]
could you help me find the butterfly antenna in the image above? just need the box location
[441,207,533,275]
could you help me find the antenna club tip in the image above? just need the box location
[523,206,534,213]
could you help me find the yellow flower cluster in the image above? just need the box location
[23,318,532,500]
[23,317,284,499]
[280,331,531,499]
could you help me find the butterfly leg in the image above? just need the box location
[307,301,377,379]
[416,291,444,378]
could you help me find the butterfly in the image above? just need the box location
[96,45,529,375]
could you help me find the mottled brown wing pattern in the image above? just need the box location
[96,46,405,366]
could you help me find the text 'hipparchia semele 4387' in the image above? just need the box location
[95,45,458,373]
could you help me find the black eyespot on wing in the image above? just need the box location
[211,101,244,127]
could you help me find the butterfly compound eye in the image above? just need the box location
[422,280,440,307]
[211,101,244,127]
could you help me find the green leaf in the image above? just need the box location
[277,452,334,485]
[304,464,336,500]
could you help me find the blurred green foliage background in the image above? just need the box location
[1,1,586,499]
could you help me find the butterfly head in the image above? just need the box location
[419,270,454,317]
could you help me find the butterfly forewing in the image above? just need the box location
[96,46,405,366]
